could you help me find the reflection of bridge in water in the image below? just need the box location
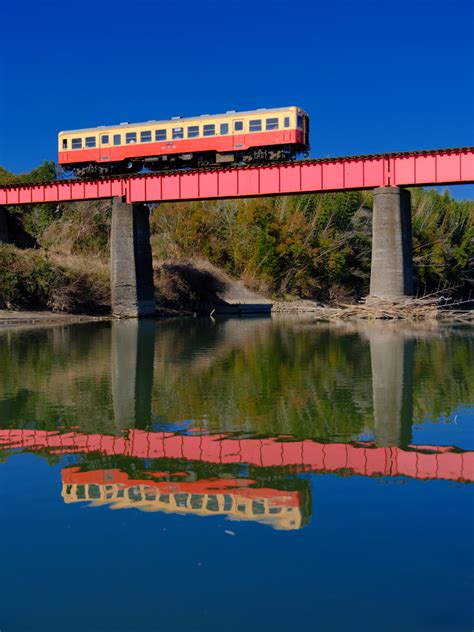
[1,428,473,482]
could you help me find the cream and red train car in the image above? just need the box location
[57,106,310,177]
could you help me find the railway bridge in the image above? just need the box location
[1,147,473,316]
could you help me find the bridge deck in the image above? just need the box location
[1,147,473,205]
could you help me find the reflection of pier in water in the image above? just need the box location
[366,326,415,447]
[112,320,156,429]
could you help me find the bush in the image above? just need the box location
[150,188,473,302]
[39,200,111,257]
[0,244,109,313]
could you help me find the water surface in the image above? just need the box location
[0,318,472,631]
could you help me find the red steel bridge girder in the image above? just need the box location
[1,148,473,206]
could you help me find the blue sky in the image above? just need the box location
[1,0,473,196]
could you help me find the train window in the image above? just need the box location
[126,132,137,144]
[203,124,215,136]
[128,486,142,501]
[190,494,204,509]
[155,129,167,141]
[88,484,101,499]
[172,127,184,140]
[297,115,303,128]
[252,500,265,515]
[101,135,109,145]
[187,126,199,138]
[144,487,156,501]
[206,495,219,511]
[62,139,67,150]
[140,131,152,143]
[71,138,82,150]
[233,121,243,131]
[113,134,121,145]
[249,119,262,132]
[220,123,229,135]
[266,118,279,130]
[223,494,233,511]
[284,116,290,128]
[85,136,96,148]
[175,493,189,508]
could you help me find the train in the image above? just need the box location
[57,106,310,177]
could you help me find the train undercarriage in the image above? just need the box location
[67,145,307,178]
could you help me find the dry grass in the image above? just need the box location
[312,295,474,323]
[48,252,109,279]
[47,252,109,313]
[0,244,110,313]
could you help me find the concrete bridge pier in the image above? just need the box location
[0,207,8,243]
[110,197,156,317]
[370,186,414,299]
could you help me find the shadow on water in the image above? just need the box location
[0,317,472,528]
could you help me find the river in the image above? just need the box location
[0,317,472,631]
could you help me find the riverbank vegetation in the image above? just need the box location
[0,162,472,312]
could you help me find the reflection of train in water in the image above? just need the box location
[62,466,311,530]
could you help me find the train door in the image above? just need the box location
[232,119,245,149]
[99,134,111,161]
[303,115,309,147]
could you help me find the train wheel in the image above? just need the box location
[125,161,142,174]
[72,164,98,178]
[98,165,112,176]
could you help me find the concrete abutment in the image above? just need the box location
[369,186,414,299]
[110,197,156,318]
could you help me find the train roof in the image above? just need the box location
[59,106,308,135]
